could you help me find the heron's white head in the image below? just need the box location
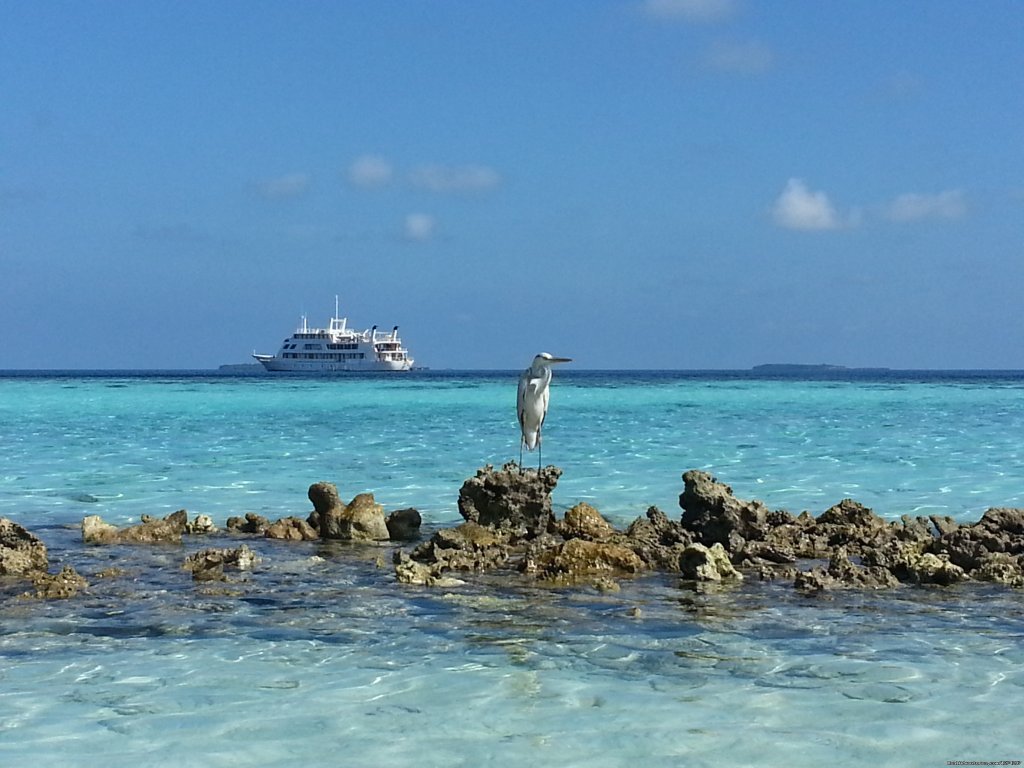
[531,352,572,372]
[536,352,572,363]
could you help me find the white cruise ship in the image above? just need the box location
[253,299,414,373]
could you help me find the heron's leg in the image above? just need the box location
[537,433,542,472]
[519,440,524,473]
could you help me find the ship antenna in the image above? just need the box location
[335,294,339,320]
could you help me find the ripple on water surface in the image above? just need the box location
[2,373,1024,765]
[2,529,1024,767]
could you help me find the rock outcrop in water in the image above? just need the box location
[458,463,562,537]
[385,508,422,541]
[397,463,678,588]
[4,465,1023,602]
[393,465,1024,592]
[82,510,190,545]
[223,483,420,543]
[265,516,319,541]
[306,482,411,543]
[676,469,1024,590]
[1,517,88,599]
[226,512,271,535]
[0,518,49,576]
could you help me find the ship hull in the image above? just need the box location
[253,355,412,373]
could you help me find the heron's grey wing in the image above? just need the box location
[517,371,529,429]
[538,385,550,429]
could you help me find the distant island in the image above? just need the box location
[752,363,891,373]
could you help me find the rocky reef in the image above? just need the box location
[1,517,88,599]
[2,466,1022,602]
[393,463,1024,592]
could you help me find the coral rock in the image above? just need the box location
[0,518,49,576]
[678,542,743,582]
[458,462,562,537]
[560,502,616,541]
[29,565,88,599]
[906,552,968,585]
[82,510,187,545]
[530,538,644,583]
[311,482,390,542]
[386,508,422,541]
[679,470,771,551]
[226,513,271,535]
[184,545,259,581]
[185,514,217,535]
[265,517,319,541]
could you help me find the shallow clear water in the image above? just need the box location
[1,370,1023,766]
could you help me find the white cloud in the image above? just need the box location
[703,40,775,74]
[408,164,501,193]
[884,190,966,222]
[256,172,311,200]
[348,155,394,187]
[643,0,737,22]
[772,178,843,231]
[403,213,436,242]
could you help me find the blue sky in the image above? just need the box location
[2,0,1022,369]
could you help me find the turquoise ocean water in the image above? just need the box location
[1,370,1022,766]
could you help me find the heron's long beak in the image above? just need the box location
[549,357,572,364]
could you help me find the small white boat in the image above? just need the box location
[253,298,414,373]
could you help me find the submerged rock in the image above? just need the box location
[678,542,743,582]
[0,518,49,576]
[393,554,465,587]
[29,565,89,599]
[1,519,88,599]
[183,545,259,581]
[527,538,644,584]
[394,520,516,586]
[420,522,509,570]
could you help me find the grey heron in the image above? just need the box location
[517,352,572,470]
